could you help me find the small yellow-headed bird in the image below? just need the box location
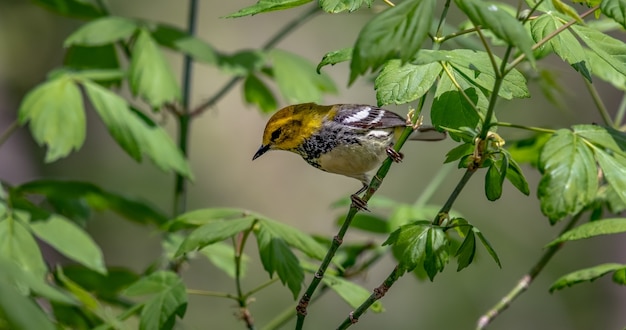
[253,103,445,209]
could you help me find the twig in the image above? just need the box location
[0,120,19,149]
[583,78,613,127]
[476,212,583,329]
[614,93,626,127]
[495,122,555,134]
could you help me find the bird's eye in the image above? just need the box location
[270,128,282,142]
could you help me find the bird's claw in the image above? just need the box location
[386,146,404,163]
[350,194,369,212]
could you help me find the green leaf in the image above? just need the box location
[255,225,304,298]
[503,150,530,195]
[322,274,383,312]
[0,258,75,304]
[530,14,590,81]
[18,76,85,162]
[424,227,448,280]
[175,217,255,256]
[270,50,337,103]
[444,143,474,163]
[61,265,139,303]
[474,227,501,267]
[550,263,625,292]
[199,242,249,279]
[612,268,626,285]
[375,60,442,106]
[317,47,353,73]
[64,16,137,46]
[151,24,219,64]
[82,80,193,178]
[383,220,431,274]
[129,28,181,108]
[551,0,583,23]
[549,218,626,245]
[30,215,106,274]
[585,48,626,91]
[224,0,314,18]
[31,0,104,19]
[485,158,506,201]
[506,134,551,167]
[593,147,626,205]
[538,129,598,223]
[0,216,47,280]
[320,0,373,13]
[17,179,168,226]
[573,25,626,78]
[432,72,482,136]
[600,0,626,29]
[165,208,248,230]
[257,217,327,260]
[243,74,277,113]
[219,50,267,76]
[64,44,120,71]
[0,280,55,330]
[455,230,476,271]
[455,0,535,66]
[124,271,187,330]
[350,0,436,83]
[336,213,389,234]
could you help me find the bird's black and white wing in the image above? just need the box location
[332,104,407,129]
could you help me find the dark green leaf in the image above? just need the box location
[129,28,181,108]
[0,216,47,280]
[257,217,326,260]
[317,47,353,73]
[485,159,505,201]
[604,125,626,151]
[64,45,120,71]
[586,49,626,91]
[336,213,389,234]
[432,72,483,137]
[30,215,105,274]
[124,271,187,330]
[600,0,626,29]
[506,134,551,167]
[538,129,598,223]
[550,263,625,292]
[375,60,442,106]
[199,242,249,279]
[270,50,337,103]
[350,0,436,83]
[455,0,535,65]
[0,257,75,304]
[255,225,304,298]
[55,267,103,315]
[151,24,219,64]
[612,268,626,285]
[503,150,530,195]
[549,218,626,245]
[455,230,476,271]
[383,220,431,274]
[0,280,55,330]
[243,74,277,113]
[424,227,448,280]
[64,16,137,46]
[219,50,267,76]
[474,227,501,267]
[31,0,104,19]
[573,25,626,78]
[175,217,255,256]
[322,274,383,312]
[224,0,314,18]
[444,143,474,163]
[18,76,85,162]
[61,265,139,304]
[320,0,373,13]
[82,80,192,178]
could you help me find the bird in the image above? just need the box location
[252,103,446,210]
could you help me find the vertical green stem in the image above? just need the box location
[583,78,613,127]
[615,93,626,127]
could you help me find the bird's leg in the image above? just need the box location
[386,146,404,163]
[350,183,369,211]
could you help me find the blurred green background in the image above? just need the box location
[0,0,624,329]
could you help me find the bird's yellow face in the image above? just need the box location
[253,103,334,160]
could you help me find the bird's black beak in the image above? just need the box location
[252,144,270,160]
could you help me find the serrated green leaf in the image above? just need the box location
[350,0,436,83]
[317,47,353,73]
[243,74,277,113]
[375,60,442,106]
[585,49,626,91]
[0,280,55,330]
[257,217,326,260]
[531,14,590,81]
[322,274,383,312]
[0,217,47,280]
[336,213,389,234]
[30,215,106,274]
[64,16,137,47]
[538,129,598,223]
[550,263,625,292]
[474,228,501,267]
[592,147,626,205]
[18,76,85,162]
[455,230,475,271]
[270,49,337,103]
[549,218,626,245]
[151,24,218,64]
[0,258,75,304]
[31,0,104,19]
[612,268,626,284]
[424,227,448,280]
[255,225,304,298]
[124,271,187,330]
[175,217,255,256]
[575,124,623,153]
[573,25,626,78]
[456,0,535,65]
[601,0,626,29]
[320,0,373,13]
[82,80,192,178]
[129,28,181,108]
[224,0,314,18]
[199,242,249,279]
[383,220,431,274]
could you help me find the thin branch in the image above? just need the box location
[434,0,452,40]
[615,93,626,127]
[436,168,476,225]
[234,226,256,330]
[190,5,321,117]
[244,278,280,299]
[382,0,396,6]
[475,26,501,79]
[476,212,583,329]
[187,289,238,300]
[495,122,556,134]
[583,78,613,127]
[0,120,19,149]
